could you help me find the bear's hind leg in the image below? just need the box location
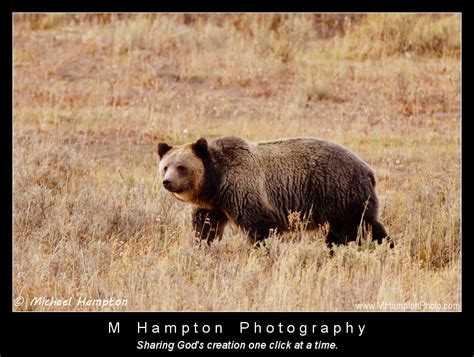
[192,208,228,244]
[342,219,393,248]
[328,220,359,245]
[369,220,393,248]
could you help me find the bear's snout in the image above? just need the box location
[162,179,183,193]
[162,179,172,189]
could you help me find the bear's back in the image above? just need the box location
[255,137,371,174]
[209,136,372,178]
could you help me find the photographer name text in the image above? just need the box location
[29,296,127,307]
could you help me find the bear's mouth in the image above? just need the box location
[166,187,184,194]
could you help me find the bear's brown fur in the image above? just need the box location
[158,136,390,247]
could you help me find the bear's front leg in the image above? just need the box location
[234,207,280,245]
[191,207,228,244]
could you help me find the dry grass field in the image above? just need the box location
[13,14,461,311]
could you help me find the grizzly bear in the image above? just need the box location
[157,136,390,247]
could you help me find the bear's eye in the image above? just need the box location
[177,165,187,174]
[163,166,168,172]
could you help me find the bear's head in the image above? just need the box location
[157,138,209,204]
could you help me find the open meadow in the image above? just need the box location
[13,14,461,311]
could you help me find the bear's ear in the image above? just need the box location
[157,142,172,158]
[192,137,208,158]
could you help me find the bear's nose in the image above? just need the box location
[163,180,172,189]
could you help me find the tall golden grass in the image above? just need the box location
[13,14,460,311]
